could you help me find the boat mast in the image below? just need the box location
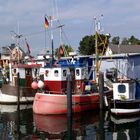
[94,15,103,83]
[48,16,54,65]
[94,17,99,83]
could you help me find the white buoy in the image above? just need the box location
[38,80,44,88]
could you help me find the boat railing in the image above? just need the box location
[44,90,98,95]
[44,91,82,94]
[45,90,65,95]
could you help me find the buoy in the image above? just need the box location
[38,80,44,88]
[31,81,38,89]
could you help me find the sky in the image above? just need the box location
[0,0,140,56]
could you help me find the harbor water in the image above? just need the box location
[0,105,140,140]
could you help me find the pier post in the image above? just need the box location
[99,72,104,110]
[67,74,72,116]
[98,110,105,140]
[17,72,20,107]
[66,74,73,140]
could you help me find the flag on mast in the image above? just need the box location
[44,16,49,28]
[25,39,35,63]
[59,46,64,56]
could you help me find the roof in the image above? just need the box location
[108,44,140,54]
[13,63,42,68]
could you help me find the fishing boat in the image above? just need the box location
[32,53,113,114]
[32,16,113,115]
[0,38,42,104]
[0,63,41,104]
[106,67,140,116]
[110,80,140,116]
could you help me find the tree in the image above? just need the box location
[78,34,110,55]
[128,35,140,45]
[111,36,120,45]
[55,44,73,57]
[116,35,140,45]
[78,35,95,55]
[121,37,129,45]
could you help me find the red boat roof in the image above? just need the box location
[13,63,42,68]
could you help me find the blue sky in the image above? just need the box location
[0,0,140,56]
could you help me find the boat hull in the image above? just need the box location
[111,108,140,116]
[110,99,140,116]
[33,93,100,114]
[0,91,34,105]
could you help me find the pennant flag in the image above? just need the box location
[25,39,35,63]
[44,17,49,28]
[59,46,64,55]
[25,40,31,54]
[58,46,64,59]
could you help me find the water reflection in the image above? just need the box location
[0,104,33,140]
[33,110,99,139]
[0,106,140,140]
[109,115,140,140]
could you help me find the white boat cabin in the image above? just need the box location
[42,66,88,94]
[113,81,136,100]
[10,64,41,87]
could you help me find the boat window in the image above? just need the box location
[76,69,80,76]
[34,68,38,77]
[13,69,17,76]
[25,69,31,76]
[118,84,126,93]
[54,70,59,77]
[13,69,16,74]
[45,70,49,77]
[63,70,67,77]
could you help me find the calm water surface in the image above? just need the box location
[0,105,140,140]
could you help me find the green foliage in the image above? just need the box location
[111,35,140,45]
[78,34,110,55]
[78,35,95,55]
[55,44,73,57]
[111,36,120,45]
[128,35,140,45]
[121,37,129,45]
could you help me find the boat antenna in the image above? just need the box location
[11,30,23,64]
